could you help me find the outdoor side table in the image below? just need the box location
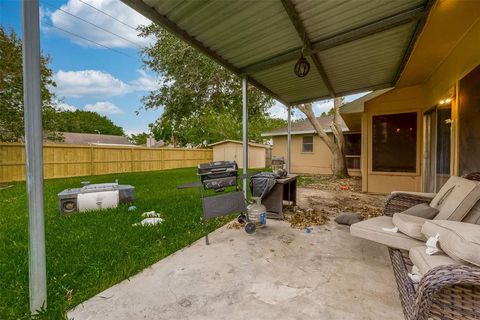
[262,174,298,219]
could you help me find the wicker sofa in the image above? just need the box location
[351,176,480,320]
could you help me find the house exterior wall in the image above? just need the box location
[361,86,425,193]
[212,142,267,168]
[422,18,480,177]
[272,135,361,176]
[359,18,480,194]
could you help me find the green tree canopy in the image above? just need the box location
[0,27,61,142]
[53,110,125,136]
[139,25,283,146]
[320,108,335,117]
[129,132,148,145]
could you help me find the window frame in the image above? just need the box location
[301,135,314,153]
[370,111,419,175]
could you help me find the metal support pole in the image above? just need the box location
[22,0,47,313]
[242,76,248,199]
[287,105,292,173]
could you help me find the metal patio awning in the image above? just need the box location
[121,0,433,105]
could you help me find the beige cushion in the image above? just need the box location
[430,176,480,221]
[463,201,480,225]
[409,246,458,275]
[350,216,424,251]
[421,220,480,267]
[392,213,428,240]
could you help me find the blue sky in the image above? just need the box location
[1,0,366,135]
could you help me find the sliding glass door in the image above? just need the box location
[423,106,452,192]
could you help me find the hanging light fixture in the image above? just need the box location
[294,53,310,78]
[295,39,310,78]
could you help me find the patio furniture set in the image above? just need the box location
[351,174,480,320]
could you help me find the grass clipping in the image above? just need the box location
[284,207,328,229]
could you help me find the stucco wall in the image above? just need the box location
[272,135,361,176]
[360,17,480,193]
[212,142,267,168]
[362,86,425,193]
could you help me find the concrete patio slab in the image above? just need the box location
[69,219,403,320]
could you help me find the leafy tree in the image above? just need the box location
[139,25,279,146]
[129,132,148,145]
[320,107,335,117]
[150,107,286,146]
[0,27,61,142]
[53,110,125,136]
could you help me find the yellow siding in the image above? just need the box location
[362,86,425,193]
[0,143,212,183]
[272,135,360,176]
[211,142,267,168]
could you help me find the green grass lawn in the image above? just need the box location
[0,167,246,319]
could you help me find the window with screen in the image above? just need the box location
[372,113,417,172]
[302,136,313,153]
[345,133,361,169]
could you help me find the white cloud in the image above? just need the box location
[269,102,288,119]
[47,0,152,48]
[53,70,131,98]
[129,69,160,91]
[85,101,123,115]
[53,69,159,99]
[312,100,333,115]
[56,102,77,111]
[269,101,306,121]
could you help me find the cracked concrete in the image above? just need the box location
[69,219,403,320]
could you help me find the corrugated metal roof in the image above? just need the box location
[318,22,417,94]
[250,56,330,103]
[123,0,431,105]
[293,0,425,42]
[147,0,302,68]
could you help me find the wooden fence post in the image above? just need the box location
[130,148,134,172]
[90,145,94,176]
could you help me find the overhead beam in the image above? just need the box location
[289,82,393,106]
[240,5,426,75]
[120,0,289,106]
[393,0,436,85]
[280,0,335,97]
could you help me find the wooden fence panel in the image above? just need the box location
[0,143,213,183]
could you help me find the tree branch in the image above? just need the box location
[296,103,335,151]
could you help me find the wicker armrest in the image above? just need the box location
[383,193,433,217]
[413,264,480,320]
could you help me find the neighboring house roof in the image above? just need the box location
[54,132,133,146]
[209,140,271,149]
[339,88,393,132]
[261,116,349,137]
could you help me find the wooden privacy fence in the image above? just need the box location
[0,143,213,183]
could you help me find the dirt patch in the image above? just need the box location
[285,175,385,229]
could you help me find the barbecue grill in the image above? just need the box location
[178,161,255,244]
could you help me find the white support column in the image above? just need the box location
[287,105,292,173]
[242,76,248,199]
[22,0,47,314]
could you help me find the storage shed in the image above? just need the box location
[210,140,271,169]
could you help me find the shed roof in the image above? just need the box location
[121,0,433,106]
[261,115,349,137]
[209,140,271,149]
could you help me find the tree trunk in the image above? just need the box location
[297,100,349,179]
